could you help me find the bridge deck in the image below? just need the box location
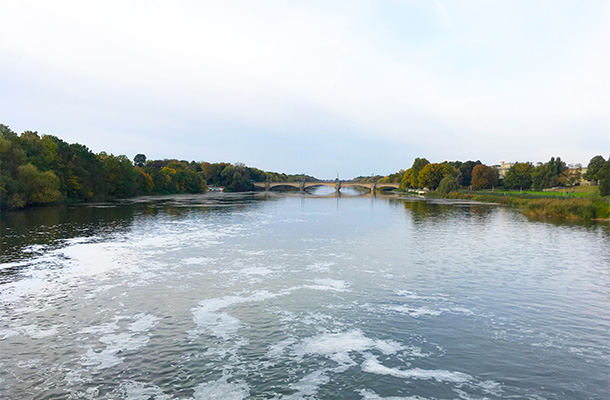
[253,182,399,190]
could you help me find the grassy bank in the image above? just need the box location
[426,190,610,221]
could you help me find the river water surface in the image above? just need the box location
[1,192,609,399]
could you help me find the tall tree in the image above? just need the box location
[471,164,499,190]
[597,156,610,196]
[503,162,533,190]
[400,168,413,189]
[437,176,459,194]
[417,163,451,190]
[531,157,566,190]
[134,153,147,167]
[458,160,482,187]
[410,158,429,188]
[584,155,606,183]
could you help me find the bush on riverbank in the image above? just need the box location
[429,191,610,220]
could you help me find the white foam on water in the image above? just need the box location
[283,370,330,399]
[395,290,421,299]
[238,266,274,276]
[0,263,56,303]
[299,312,333,326]
[129,314,160,333]
[182,257,214,265]
[451,307,474,316]
[83,284,116,299]
[0,239,142,305]
[361,354,472,383]
[358,389,430,400]
[388,306,442,318]
[60,242,138,279]
[403,346,430,358]
[267,337,297,359]
[122,381,173,400]
[0,259,32,270]
[294,330,403,371]
[304,278,350,292]
[82,332,150,369]
[191,290,283,339]
[307,262,335,272]
[192,376,250,400]
[387,305,473,318]
[195,311,241,340]
[79,320,119,335]
[16,358,41,369]
[477,379,503,395]
[65,370,85,384]
[0,329,19,339]
[17,324,58,339]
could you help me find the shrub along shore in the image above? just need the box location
[421,190,610,221]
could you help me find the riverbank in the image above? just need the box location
[416,190,610,221]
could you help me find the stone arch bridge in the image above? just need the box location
[253,181,399,193]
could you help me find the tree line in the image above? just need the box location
[0,125,314,209]
[382,155,610,196]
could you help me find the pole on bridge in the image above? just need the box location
[335,172,341,193]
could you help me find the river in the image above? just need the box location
[1,192,608,399]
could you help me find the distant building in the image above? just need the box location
[492,161,514,179]
[566,166,593,186]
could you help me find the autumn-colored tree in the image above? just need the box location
[417,163,452,190]
[400,168,413,189]
[471,164,498,190]
[410,158,429,188]
[458,160,482,187]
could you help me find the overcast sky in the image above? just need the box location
[1,1,608,179]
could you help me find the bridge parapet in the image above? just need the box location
[253,181,399,192]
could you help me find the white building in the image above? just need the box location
[492,161,514,179]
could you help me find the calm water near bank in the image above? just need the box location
[1,192,609,399]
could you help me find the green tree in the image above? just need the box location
[418,163,451,190]
[134,153,147,167]
[597,156,610,196]
[503,162,533,190]
[584,155,606,182]
[98,152,137,198]
[531,157,566,190]
[471,164,498,190]
[410,158,430,188]
[16,164,61,207]
[458,160,482,187]
[437,176,459,194]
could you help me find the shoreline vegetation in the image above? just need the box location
[382,155,610,221]
[0,124,314,210]
[413,189,610,221]
[1,124,608,221]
